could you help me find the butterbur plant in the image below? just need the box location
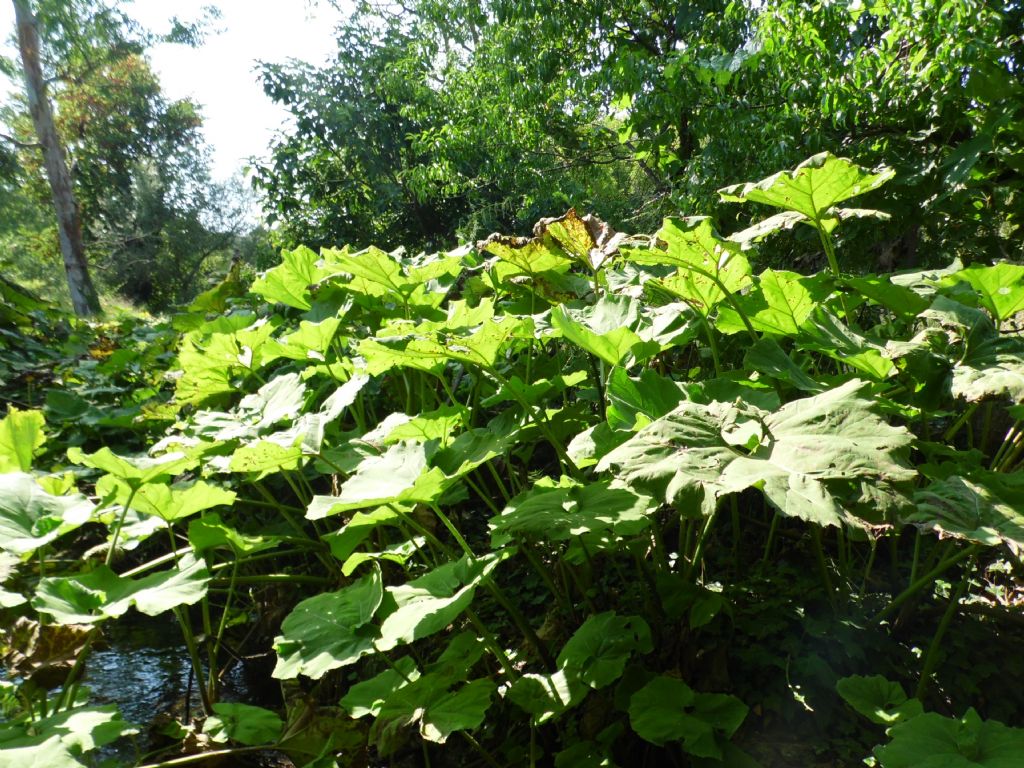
[1,157,1022,767]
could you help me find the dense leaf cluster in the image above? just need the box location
[2,156,1024,766]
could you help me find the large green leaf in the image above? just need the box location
[627,218,750,317]
[484,237,573,278]
[797,308,896,380]
[628,676,747,758]
[306,442,448,518]
[341,656,421,718]
[375,552,509,652]
[551,296,652,367]
[489,480,653,547]
[507,668,587,725]
[175,317,281,405]
[251,245,330,310]
[837,675,923,726]
[945,262,1024,324]
[66,447,195,487]
[0,704,136,764]
[716,269,831,337]
[0,407,46,473]
[264,317,344,362]
[556,612,652,689]
[372,676,495,749]
[188,513,284,555]
[95,477,235,522]
[605,367,687,432]
[32,554,210,624]
[0,473,94,556]
[597,380,914,524]
[719,153,894,230]
[273,567,383,680]
[875,709,1024,768]
[203,702,283,746]
[952,335,1024,404]
[909,473,1024,550]
[508,612,651,724]
[743,339,823,392]
[0,735,82,768]
[324,245,417,300]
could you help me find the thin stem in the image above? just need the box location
[915,561,973,701]
[873,544,980,624]
[684,507,719,582]
[105,485,139,566]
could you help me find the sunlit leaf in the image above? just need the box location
[719,153,894,229]
[273,567,383,679]
[598,380,914,524]
[0,473,94,556]
[33,554,210,624]
[0,407,46,473]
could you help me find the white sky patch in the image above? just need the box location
[0,0,349,183]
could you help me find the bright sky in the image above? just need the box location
[0,0,348,183]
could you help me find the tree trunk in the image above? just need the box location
[13,0,101,317]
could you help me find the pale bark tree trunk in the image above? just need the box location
[13,0,101,316]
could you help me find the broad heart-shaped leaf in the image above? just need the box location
[837,675,923,726]
[175,317,280,405]
[944,262,1024,324]
[551,296,652,367]
[372,676,495,750]
[95,477,235,522]
[718,152,895,226]
[66,447,195,487]
[507,668,587,725]
[875,709,1024,768]
[273,567,383,680]
[322,245,418,300]
[952,335,1024,404]
[908,473,1024,552]
[716,269,831,337]
[306,442,448,518]
[0,704,137,761]
[628,676,747,758]
[383,405,467,447]
[626,218,750,317]
[484,236,573,278]
[489,480,653,547]
[509,612,651,725]
[251,245,331,310]
[33,553,209,624]
[0,407,45,473]
[203,702,283,746]
[605,367,687,432]
[264,316,343,362]
[0,735,82,768]
[0,473,94,556]
[597,380,914,525]
[375,551,511,652]
[323,506,404,563]
[556,612,652,689]
[341,656,421,718]
[188,513,284,555]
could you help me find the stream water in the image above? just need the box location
[84,615,276,763]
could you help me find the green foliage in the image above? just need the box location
[1,154,1022,766]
